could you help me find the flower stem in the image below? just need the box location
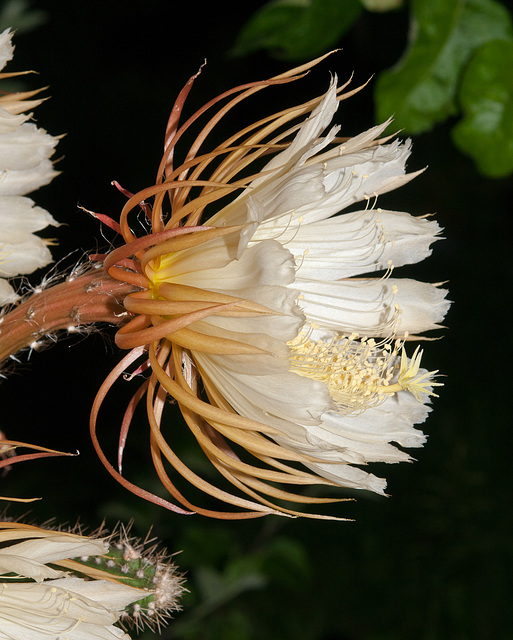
[0,267,134,364]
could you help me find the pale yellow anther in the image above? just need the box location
[289,331,401,414]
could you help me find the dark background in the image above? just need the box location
[1,2,512,639]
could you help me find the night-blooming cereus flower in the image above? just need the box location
[0,521,184,638]
[91,56,449,519]
[0,28,59,305]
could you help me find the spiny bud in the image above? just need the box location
[72,522,185,631]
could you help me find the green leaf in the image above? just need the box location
[452,39,513,177]
[229,0,362,61]
[375,0,513,133]
[360,0,404,11]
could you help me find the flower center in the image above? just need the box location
[149,254,176,290]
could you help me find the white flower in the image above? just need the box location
[96,60,449,518]
[0,28,59,305]
[0,522,184,638]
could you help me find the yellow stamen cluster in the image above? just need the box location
[288,330,439,413]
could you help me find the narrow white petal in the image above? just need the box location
[324,119,391,156]
[202,284,303,343]
[302,425,413,464]
[253,79,339,178]
[297,277,449,335]
[0,161,58,197]
[205,81,339,231]
[305,458,388,494]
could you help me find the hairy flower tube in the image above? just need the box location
[90,56,450,520]
[0,29,59,306]
[0,520,184,638]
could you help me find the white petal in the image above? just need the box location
[0,161,58,196]
[393,278,450,334]
[0,196,57,243]
[302,424,413,464]
[196,352,331,427]
[201,283,303,344]
[284,209,441,280]
[321,394,429,449]
[0,555,67,581]
[175,238,296,289]
[297,277,449,335]
[205,81,339,231]
[1,535,106,565]
[0,234,53,277]
[247,79,340,185]
[49,577,147,611]
[251,138,417,234]
[0,125,55,170]
[0,108,30,134]
[0,582,129,640]
[325,119,391,156]
[0,277,17,304]
[0,536,107,582]
[0,29,14,71]
[304,459,388,494]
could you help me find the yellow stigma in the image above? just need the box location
[288,331,440,413]
[376,346,442,403]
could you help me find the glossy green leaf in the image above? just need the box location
[229,0,362,60]
[375,0,513,133]
[452,39,513,177]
